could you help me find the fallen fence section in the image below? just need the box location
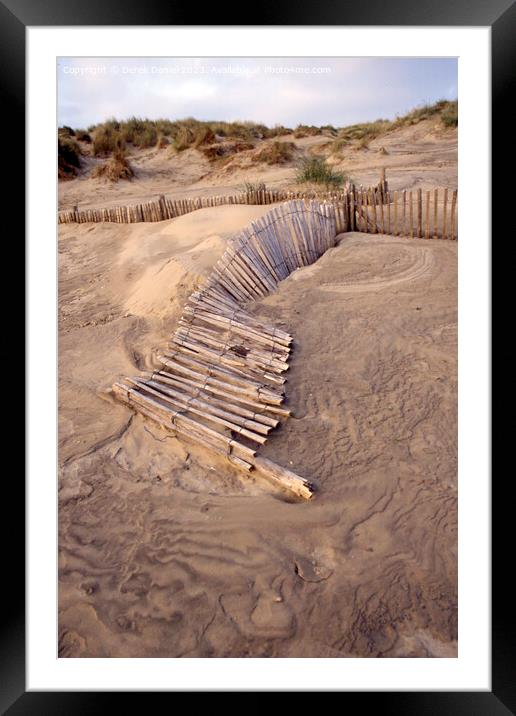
[59,185,457,241]
[112,200,340,500]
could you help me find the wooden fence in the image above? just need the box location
[112,200,339,501]
[345,186,458,241]
[58,188,349,225]
[59,185,457,241]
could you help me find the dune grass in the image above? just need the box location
[58,136,82,177]
[255,141,296,165]
[293,124,322,139]
[239,181,268,193]
[440,101,458,127]
[329,99,458,151]
[59,100,457,177]
[91,149,134,182]
[296,156,347,189]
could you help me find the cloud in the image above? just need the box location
[58,57,457,128]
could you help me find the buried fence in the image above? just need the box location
[112,200,338,502]
[58,185,457,241]
[111,193,458,500]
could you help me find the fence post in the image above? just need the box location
[425,191,430,240]
[417,188,422,238]
[442,188,449,240]
[433,189,439,239]
[450,189,458,241]
[409,191,414,238]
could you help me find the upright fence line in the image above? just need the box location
[59,185,457,241]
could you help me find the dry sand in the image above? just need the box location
[59,202,457,657]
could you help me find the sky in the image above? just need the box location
[58,57,457,129]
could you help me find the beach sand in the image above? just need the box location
[58,202,457,657]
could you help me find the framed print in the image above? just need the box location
[5,0,508,708]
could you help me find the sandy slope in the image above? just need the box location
[59,118,456,211]
[59,204,457,657]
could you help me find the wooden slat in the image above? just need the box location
[442,188,449,240]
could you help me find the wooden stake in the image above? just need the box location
[450,189,458,241]
[433,188,439,239]
[417,188,422,238]
[425,191,430,240]
[409,191,414,238]
[442,188,449,240]
[402,190,407,237]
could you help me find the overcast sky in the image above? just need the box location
[58,57,457,129]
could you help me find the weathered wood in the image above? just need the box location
[113,381,256,460]
[450,189,458,241]
[417,188,423,238]
[442,188,449,240]
[370,189,377,233]
[425,190,430,240]
[132,377,268,444]
[433,188,439,239]
[252,455,314,500]
[409,191,414,238]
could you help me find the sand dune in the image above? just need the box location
[59,198,457,656]
[59,117,456,211]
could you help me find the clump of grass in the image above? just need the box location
[332,100,459,150]
[193,126,216,148]
[338,119,391,145]
[201,140,254,162]
[120,117,157,147]
[255,141,295,165]
[267,125,293,138]
[207,121,271,140]
[441,101,458,127]
[296,156,346,188]
[173,126,195,151]
[91,149,134,182]
[293,124,322,138]
[58,125,76,138]
[155,134,169,149]
[75,129,92,143]
[58,136,82,178]
[93,125,125,156]
[239,181,268,193]
[329,137,350,155]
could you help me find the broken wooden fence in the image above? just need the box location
[112,200,340,501]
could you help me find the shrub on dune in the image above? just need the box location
[293,124,322,138]
[58,136,82,177]
[441,101,458,127]
[296,156,347,189]
[173,126,195,152]
[255,141,296,165]
[75,129,92,143]
[93,126,125,156]
[91,149,134,182]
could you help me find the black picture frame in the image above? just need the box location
[6,0,508,709]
